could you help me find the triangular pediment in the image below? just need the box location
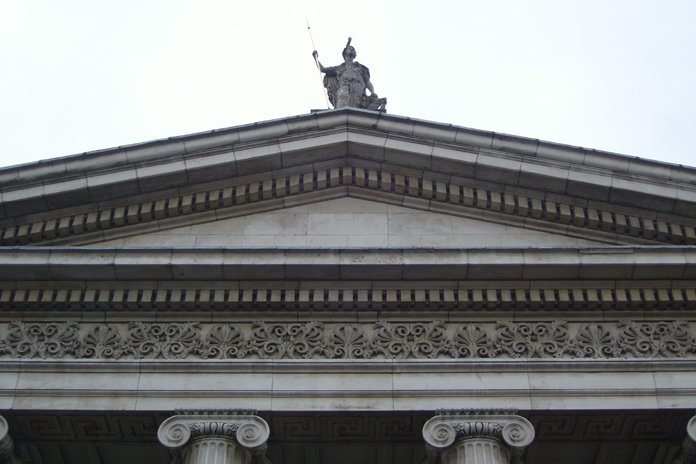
[0,108,694,248]
[92,196,612,248]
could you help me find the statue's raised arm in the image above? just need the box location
[312,38,387,112]
[311,51,330,74]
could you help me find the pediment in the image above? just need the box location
[95,196,608,248]
[0,108,695,248]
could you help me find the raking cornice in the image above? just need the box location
[1,108,695,220]
[1,166,695,247]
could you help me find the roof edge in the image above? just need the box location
[3,108,695,188]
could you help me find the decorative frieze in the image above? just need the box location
[247,322,324,360]
[3,321,80,359]
[371,321,451,359]
[125,322,202,360]
[2,285,696,313]
[0,320,694,361]
[3,166,695,247]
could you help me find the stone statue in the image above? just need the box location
[312,38,387,112]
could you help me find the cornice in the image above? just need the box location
[0,279,694,317]
[0,246,695,281]
[1,165,695,248]
[3,109,695,188]
[4,357,696,373]
[1,108,695,221]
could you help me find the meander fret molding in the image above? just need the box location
[672,415,696,464]
[157,412,271,464]
[423,411,535,464]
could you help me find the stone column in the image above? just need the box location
[158,413,271,464]
[672,415,696,464]
[422,411,535,464]
[0,415,23,464]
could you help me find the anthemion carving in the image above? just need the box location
[0,321,80,359]
[423,412,535,464]
[125,322,202,359]
[247,321,324,359]
[0,320,694,361]
[371,321,451,359]
[158,413,271,464]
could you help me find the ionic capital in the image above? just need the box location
[0,416,13,461]
[672,416,696,464]
[423,412,535,451]
[158,414,270,451]
[0,415,25,464]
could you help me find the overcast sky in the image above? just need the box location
[1,1,695,171]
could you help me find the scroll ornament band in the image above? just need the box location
[158,415,270,450]
[0,320,694,361]
[423,414,535,451]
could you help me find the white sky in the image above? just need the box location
[1,0,695,170]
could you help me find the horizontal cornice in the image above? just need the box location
[3,355,696,373]
[0,246,695,281]
[0,279,694,319]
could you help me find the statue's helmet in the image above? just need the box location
[342,45,356,59]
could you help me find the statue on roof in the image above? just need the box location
[312,38,387,112]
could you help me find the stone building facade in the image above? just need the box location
[0,108,694,464]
